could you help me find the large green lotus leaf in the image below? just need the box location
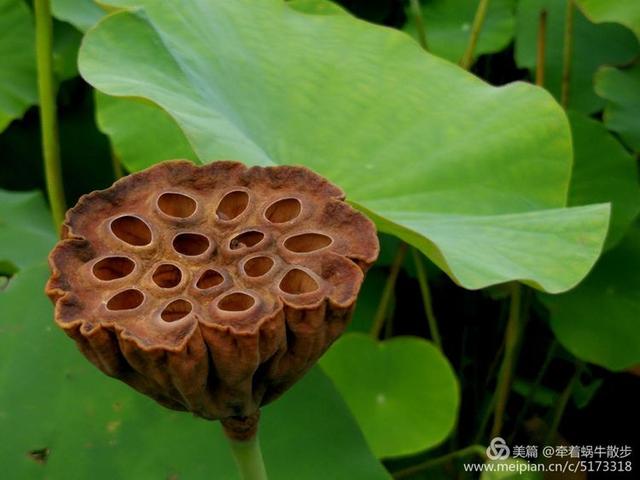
[288,0,347,15]
[595,64,640,153]
[0,0,37,132]
[540,224,640,371]
[95,92,198,171]
[0,265,390,479]
[404,0,516,63]
[576,0,640,41]
[51,0,106,32]
[515,0,639,114]
[79,0,610,293]
[320,333,459,458]
[0,190,57,271]
[567,111,640,249]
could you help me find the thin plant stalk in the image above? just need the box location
[473,293,510,443]
[393,444,486,479]
[34,0,66,230]
[535,9,548,86]
[460,0,491,70]
[111,150,124,179]
[411,247,442,351]
[474,392,496,444]
[227,435,268,480]
[545,362,584,445]
[370,242,408,338]
[560,0,575,108]
[484,300,510,386]
[490,282,522,438]
[383,300,395,339]
[409,0,429,51]
[509,340,557,443]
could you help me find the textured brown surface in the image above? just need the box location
[46,160,378,421]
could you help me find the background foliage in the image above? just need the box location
[1,0,638,478]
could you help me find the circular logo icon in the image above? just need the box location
[486,437,510,460]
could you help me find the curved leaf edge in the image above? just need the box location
[92,91,203,169]
[575,0,640,42]
[356,202,611,293]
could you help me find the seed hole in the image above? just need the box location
[173,233,210,256]
[244,256,274,277]
[196,269,224,289]
[107,289,144,311]
[280,269,319,294]
[161,299,192,322]
[284,233,332,253]
[152,264,182,288]
[217,190,249,221]
[92,257,135,281]
[230,231,264,250]
[265,198,301,223]
[218,292,255,312]
[110,216,152,246]
[158,192,197,218]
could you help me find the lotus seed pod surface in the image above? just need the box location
[46,160,379,421]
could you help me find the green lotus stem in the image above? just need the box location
[111,150,124,179]
[460,0,490,70]
[34,0,66,230]
[535,9,548,86]
[561,0,575,108]
[411,247,442,351]
[227,435,268,480]
[474,391,496,444]
[409,0,429,51]
[392,444,486,478]
[490,282,522,438]
[370,242,407,338]
[509,340,557,443]
[545,361,584,445]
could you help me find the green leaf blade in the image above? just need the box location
[362,203,610,293]
[567,111,640,249]
[51,0,106,32]
[0,190,57,270]
[404,0,516,63]
[595,64,640,153]
[0,0,38,132]
[95,92,199,171]
[321,334,460,459]
[576,0,640,41]
[541,224,640,371]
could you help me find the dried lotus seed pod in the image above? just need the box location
[46,160,379,437]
